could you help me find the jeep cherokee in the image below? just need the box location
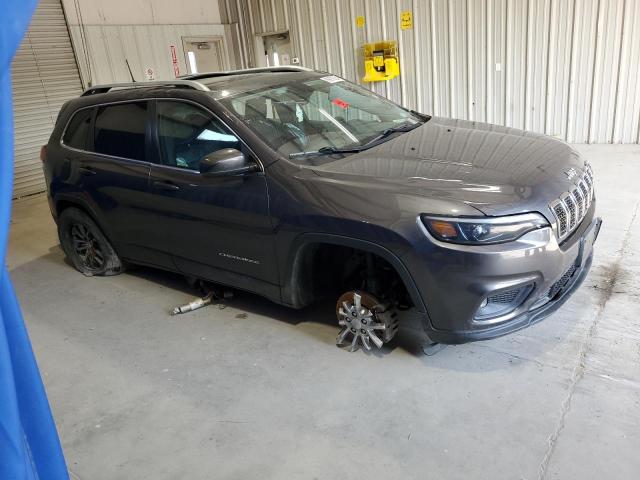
[41,66,602,351]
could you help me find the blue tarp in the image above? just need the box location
[1,1,69,478]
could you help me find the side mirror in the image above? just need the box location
[199,148,258,176]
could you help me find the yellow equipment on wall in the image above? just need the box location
[362,41,399,82]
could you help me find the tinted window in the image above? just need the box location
[94,102,147,161]
[63,108,92,150]
[157,101,240,170]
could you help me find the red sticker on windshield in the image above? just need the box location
[332,98,349,109]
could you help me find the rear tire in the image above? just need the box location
[58,207,124,276]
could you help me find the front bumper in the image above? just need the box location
[404,207,602,344]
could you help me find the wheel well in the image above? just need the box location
[56,199,84,217]
[55,200,113,243]
[288,243,414,310]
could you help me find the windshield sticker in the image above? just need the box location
[331,98,349,109]
[320,75,343,84]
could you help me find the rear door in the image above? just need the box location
[147,99,278,295]
[62,100,172,267]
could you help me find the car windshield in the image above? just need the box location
[218,75,425,164]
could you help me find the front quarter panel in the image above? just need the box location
[266,160,481,305]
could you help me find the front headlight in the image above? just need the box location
[420,213,549,245]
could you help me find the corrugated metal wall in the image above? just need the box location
[221,0,640,144]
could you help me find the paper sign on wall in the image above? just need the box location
[144,67,155,81]
[400,11,413,30]
[170,45,180,77]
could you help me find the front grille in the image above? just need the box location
[547,263,578,299]
[550,164,595,241]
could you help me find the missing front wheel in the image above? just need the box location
[335,291,399,352]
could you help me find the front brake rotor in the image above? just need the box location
[335,291,398,352]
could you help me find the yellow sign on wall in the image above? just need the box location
[400,11,413,30]
[356,15,365,28]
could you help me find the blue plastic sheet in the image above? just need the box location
[1,1,69,478]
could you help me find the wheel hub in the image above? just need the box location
[336,291,396,352]
[70,223,104,270]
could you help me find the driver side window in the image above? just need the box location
[156,101,240,170]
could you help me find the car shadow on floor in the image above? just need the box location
[121,261,437,358]
[15,245,584,370]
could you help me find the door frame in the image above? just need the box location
[252,30,290,68]
[181,36,229,74]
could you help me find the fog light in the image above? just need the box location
[475,284,534,321]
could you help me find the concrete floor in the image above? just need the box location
[7,144,640,479]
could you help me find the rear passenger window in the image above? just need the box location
[63,108,92,150]
[94,102,147,161]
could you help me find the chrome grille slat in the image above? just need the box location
[573,187,584,219]
[579,180,591,211]
[550,165,595,242]
[583,175,593,202]
[563,194,577,229]
[578,180,588,199]
[552,201,568,237]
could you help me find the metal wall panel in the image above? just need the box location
[545,0,575,139]
[226,0,640,144]
[68,23,231,85]
[11,0,83,198]
[504,0,526,129]
[566,0,598,142]
[613,0,640,143]
[487,0,506,126]
[588,0,625,143]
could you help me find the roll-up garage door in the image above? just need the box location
[11,0,83,198]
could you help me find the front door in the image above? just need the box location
[148,100,278,296]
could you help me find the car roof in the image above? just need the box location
[80,67,325,100]
[198,71,323,99]
[58,67,328,123]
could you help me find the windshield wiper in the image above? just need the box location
[288,121,426,159]
[410,110,432,122]
[289,145,366,159]
[359,122,423,149]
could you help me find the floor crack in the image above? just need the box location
[536,200,639,480]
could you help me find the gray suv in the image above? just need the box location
[42,66,602,352]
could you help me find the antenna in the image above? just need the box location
[125,59,136,82]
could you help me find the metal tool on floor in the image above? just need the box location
[171,291,215,315]
[170,283,234,316]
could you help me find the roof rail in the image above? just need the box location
[82,80,210,96]
[179,66,313,81]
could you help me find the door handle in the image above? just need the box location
[153,181,180,191]
[78,166,96,176]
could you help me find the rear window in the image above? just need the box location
[62,108,92,150]
[94,102,148,161]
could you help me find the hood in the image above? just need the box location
[311,116,587,218]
